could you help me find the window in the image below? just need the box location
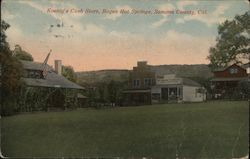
[229,68,238,74]
[133,79,140,87]
[144,78,152,86]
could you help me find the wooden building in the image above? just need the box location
[123,61,156,105]
[210,63,248,99]
[19,60,85,111]
[151,74,206,103]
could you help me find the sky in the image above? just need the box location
[2,0,249,71]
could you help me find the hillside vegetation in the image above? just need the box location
[76,64,213,84]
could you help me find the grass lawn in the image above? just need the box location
[1,101,249,158]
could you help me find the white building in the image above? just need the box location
[151,74,206,103]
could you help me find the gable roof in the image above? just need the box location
[155,75,201,87]
[20,60,52,70]
[213,63,246,72]
[20,60,84,90]
[182,78,201,87]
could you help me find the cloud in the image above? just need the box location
[147,30,215,65]
[19,1,84,20]
[2,9,17,20]
[175,18,185,24]
[103,5,132,20]
[19,1,53,18]
[177,1,198,10]
[18,1,104,38]
[158,3,175,17]
[5,24,24,49]
[151,3,174,28]
[83,24,105,34]
[176,3,231,27]
[151,17,169,28]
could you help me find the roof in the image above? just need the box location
[20,60,84,90]
[213,67,227,72]
[210,77,248,82]
[156,75,201,87]
[123,89,151,93]
[182,78,201,87]
[213,63,246,72]
[20,60,53,70]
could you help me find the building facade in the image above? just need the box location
[19,59,85,111]
[210,63,248,99]
[123,61,206,106]
[151,74,206,103]
[123,61,156,105]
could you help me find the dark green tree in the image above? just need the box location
[0,20,24,116]
[62,65,77,82]
[97,82,108,104]
[107,80,117,105]
[208,11,250,70]
[13,44,33,61]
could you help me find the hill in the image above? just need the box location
[76,64,213,84]
[76,69,130,84]
[151,64,213,78]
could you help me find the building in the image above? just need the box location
[19,59,85,111]
[210,63,248,99]
[123,61,206,105]
[123,61,156,105]
[151,74,206,103]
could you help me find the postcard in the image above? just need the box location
[1,0,249,158]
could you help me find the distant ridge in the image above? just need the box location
[76,64,213,84]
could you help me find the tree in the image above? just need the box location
[0,20,24,116]
[62,65,77,82]
[208,11,250,70]
[237,80,250,99]
[13,44,33,61]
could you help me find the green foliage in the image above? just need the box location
[13,45,33,61]
[0,20,24,116]
[107,80,117,103]
[208,11,250,70]
[188,76,212,93]
[0,21,10,52]
[17,87,80,112]
[107,80,125,105]
[2,101,248,158]
[237,80,250,99]
[62,65,77,82]
[82,80,126,108]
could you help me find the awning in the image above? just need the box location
[210,77,248,82]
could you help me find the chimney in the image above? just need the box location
[54,60,62,75]
[137,61,147,67]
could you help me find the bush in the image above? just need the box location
[1,98,18,116]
